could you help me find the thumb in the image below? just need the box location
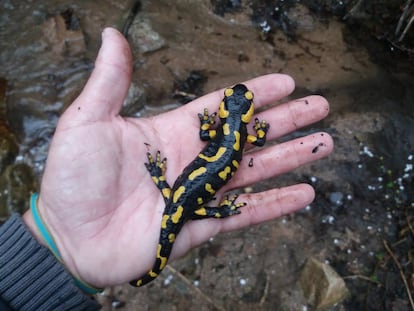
[64,27,133,123]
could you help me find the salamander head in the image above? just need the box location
[219,84,255,123]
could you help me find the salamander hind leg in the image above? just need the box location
[247,118,270,147]
[191,194,246,220]
[145,151,171,202]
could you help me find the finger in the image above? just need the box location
[242,73,295,108]
[220,183,315,232]
[255,95,330,140]
[175,183,314,253]
[183,74,295,114]
[65,27,132,123]
[226,132,333,190]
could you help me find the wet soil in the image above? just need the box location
[1,0,413,310]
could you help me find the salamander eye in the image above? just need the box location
[244,91,253,100]
[224,88,234,97]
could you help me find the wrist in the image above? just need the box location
[23,193,103,294]
[22,206,47,246]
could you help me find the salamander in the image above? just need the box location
[130,83,270,287]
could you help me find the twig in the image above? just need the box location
[396,0,414,36]
[398,13,414,42]
[383,240,414,311]
[343,0,366,20]
[165,265,226,311]
[406,210,414,237]
[343,274,382,285]
[386,37,414,54]
[259,273,270,305]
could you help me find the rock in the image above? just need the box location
[0,127,19,175]
[40,10,86,57]
[0,163,37,220]
[329,191,344,206]
[299,257,349,310]
[286,4,315,33]
[126,15,166,54]
[120,82,146,116]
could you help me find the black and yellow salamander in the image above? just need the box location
[130,84,270,287]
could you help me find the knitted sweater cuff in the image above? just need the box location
[0,213,101,311]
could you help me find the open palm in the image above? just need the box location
[26,28,333,288]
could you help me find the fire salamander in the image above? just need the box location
[130,84,270,287]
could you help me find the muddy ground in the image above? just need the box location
[1,1,413,310]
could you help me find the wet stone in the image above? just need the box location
[111,298,125,309]
[173,70,208,104]
[299,257,349,310]
[0,128,19,175]
[40,12,86,57]
[286,4,315,33]
[0,163,37,221]
[120,82,146,117]
[211,0,242,16]
[126,15,166,54]
[329,191,344,206]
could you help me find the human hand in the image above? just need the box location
[23,28,333,288]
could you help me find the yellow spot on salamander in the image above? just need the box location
[189,167,207,181]
[241,103,254,123]
[159,175,166,181]
[151,176,159,184]
[201,123,210,131]
[219,101,229,119]
[149,270,158,277]
[245,91,253,100]
[209,130,217,139]
[168,233,176,243]
[162,188,171,199]
[224,88,234,97]
[171,205,184,223]
[173,186,185,203]
[195,207,207,216]
[247,135,257,144]
[233,131,241,151]
[223,123,230,135]
[205,183,215,195]
[199,146,227,162]
[232,160,239,168]
[218,166,232,180]
[257,129,265,138]
[161,215,169,229]
[220,198,230,206]
[157,244,168,270]
[197,197,203,205]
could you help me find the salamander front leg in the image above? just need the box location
[190,194,245,220]
[247,118,270,147]
[198,108,217,141]
[145,151,172,203]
